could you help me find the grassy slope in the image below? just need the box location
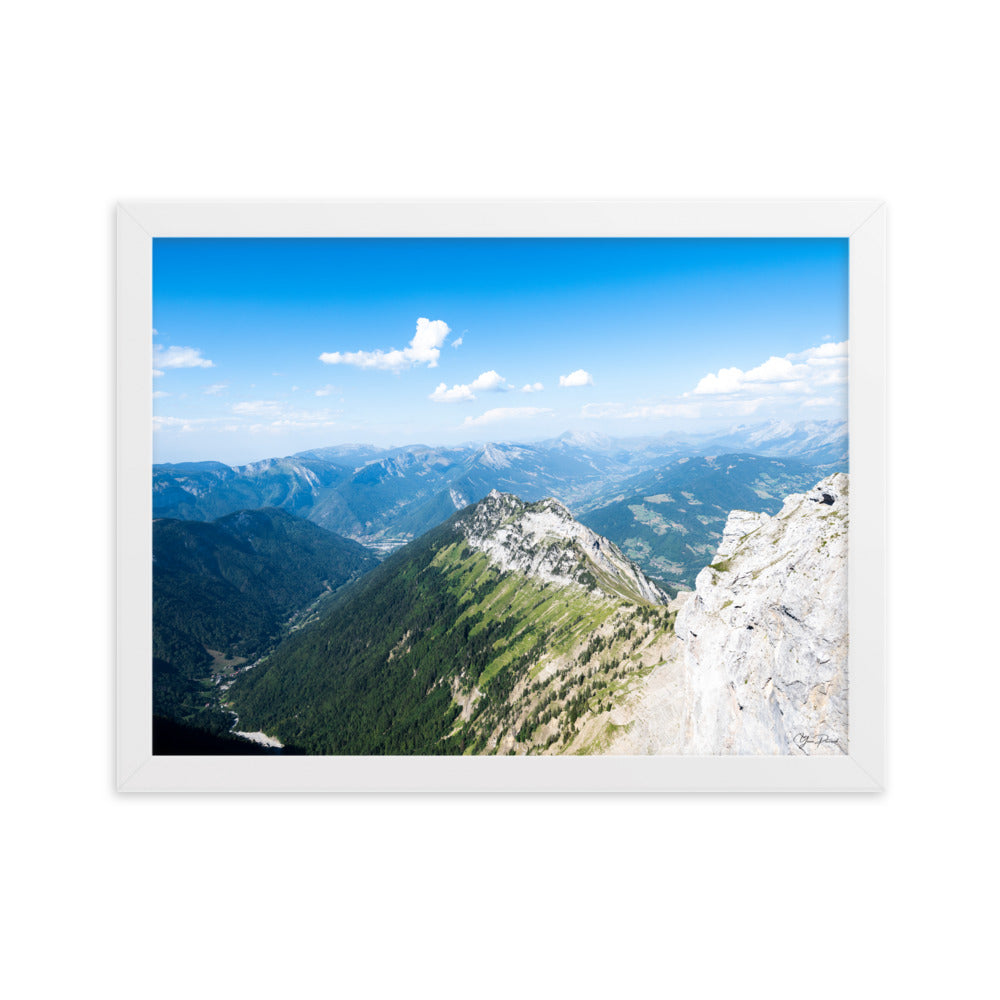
[228,514,674,755]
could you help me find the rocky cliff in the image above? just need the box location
[610,473,849,755]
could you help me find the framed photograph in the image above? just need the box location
[117,200,885,792]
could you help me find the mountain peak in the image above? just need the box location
[461,492,665,605]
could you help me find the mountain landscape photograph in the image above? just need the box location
[151,236,849,756]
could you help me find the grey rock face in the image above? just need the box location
[675,474,849,754]
[461,490,668,606]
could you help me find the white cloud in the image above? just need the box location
[691,341,848,400]
[152,390,170,399]
[265,414,338,430]
[462,406,552,427]
[521,382,544,393]
[789,341,848,361]
[470,370,509,391]
[152,369,164,378]
[452,336,463,348]
[204,383,228,395]
[429,370,512,402]
[232,400,284,417]
[153,345,215,370]
[230,399,340,430]
[315,384,339,397]
[153,415,224,432]
[582,401,701,420]
[430,382,476,403]
[559,369,594,387]
[802,396,837,407]
[319,317,451,371]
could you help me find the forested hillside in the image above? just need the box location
[228,495,674,754]
[153,507,378,737]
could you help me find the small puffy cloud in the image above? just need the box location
[559,369,593,387]
[152,390,170,399]
[204,383,228,395]
[429,370,511,402]
[153,345,215,370]
[319,317,451,371]
[315,384,340,397]
[470,370,509,392]
[430,382,476,403]
[463,406,552,427]
[152,369,164,378]
[452,336,463,349]
[521,382,544,393]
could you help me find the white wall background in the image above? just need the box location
[3,2,995,996]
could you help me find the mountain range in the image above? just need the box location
[154,419,847,583]
[151,419,850,755]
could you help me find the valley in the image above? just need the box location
[152,507,378,751]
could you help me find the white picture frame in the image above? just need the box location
[117,199,885,792]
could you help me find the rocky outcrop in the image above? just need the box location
[675,473,849,754]
[608,473,849,755]
[462,490,667,604]
[461,490,667,605]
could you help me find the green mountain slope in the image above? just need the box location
[227,494,674,755]
[153,508,379,736]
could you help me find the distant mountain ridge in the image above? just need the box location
[153,419,847,552]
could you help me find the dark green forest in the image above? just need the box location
[153,507,378,739]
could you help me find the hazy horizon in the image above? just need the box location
[152,416,847,469]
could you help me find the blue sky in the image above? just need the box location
[152,237,848,464]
